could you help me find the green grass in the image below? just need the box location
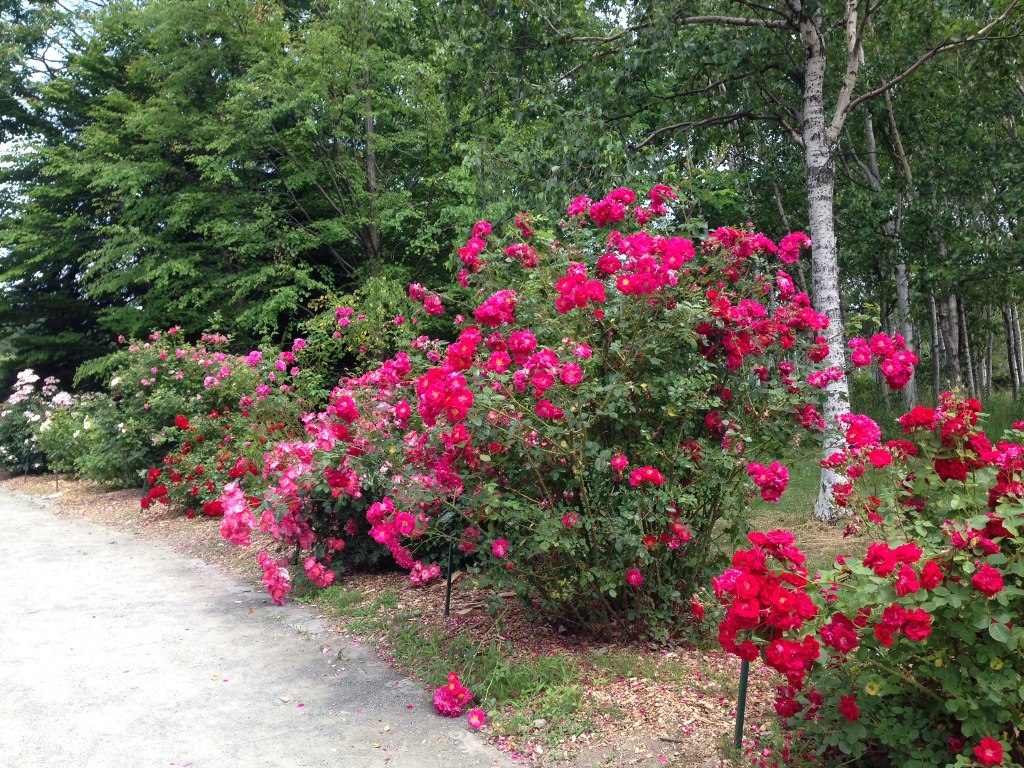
[389,619,579,700]
[588,648,738,697]
[308,583,590,750]
[387,618,590,750]
[314,585,400,634]
[975,390,1024,437]
[316,585,368,613]
[587,649,658,681]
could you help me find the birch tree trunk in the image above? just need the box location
[888,89,917,405]
[940,293,962,388]
[361,26,382,273]
[930,293,942,397]
[959,298,976,399]
[929,294,942,399]
[1003,305,1020,401]
[983,305,991,399]
[895,261,916,408]
[1011,303,1019,391]
[986,307,994,400]
[802,12,850,523]
[857,100,917,409]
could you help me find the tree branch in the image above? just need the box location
[751,74,804,146]
[630,111,784,152]
[884,90,913,189]
[863,112,882,189]
[842,128,877,189]
[269,123,350,222]
[772,182,791,230]
[826,0,873,144]
[539,13,648,43]
[844,1,1023,117]
[728,0,793,20]
[605,75,742,123]
[677,15,790,29]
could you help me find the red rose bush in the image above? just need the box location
[213,186,831,635]
[718,392,1023,767]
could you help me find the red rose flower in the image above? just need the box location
[689,596,705,621]
[973,737,1003,767]
[901,608,933,641]
[895,564,920,596]
[867,447,892,467]
[838,695,860,722]
[972,564,1005,597]
[934,457,969,482]
[920,559,945,590]
[898,405,937,432]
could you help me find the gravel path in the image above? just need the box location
[0,491,513,768]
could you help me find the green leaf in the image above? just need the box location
[988,622,1010,643]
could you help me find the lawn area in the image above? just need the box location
[748,457,865,575]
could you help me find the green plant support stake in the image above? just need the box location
[734,658,750,749]
[443,540,455,617]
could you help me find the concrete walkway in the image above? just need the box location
[0,491,513,768]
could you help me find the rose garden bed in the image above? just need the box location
[3,473,804,768]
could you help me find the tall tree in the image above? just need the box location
[218,0,456,279]
[0,1,119,386]
[888,32,1024,399]
[541,0,1022,519]
[0,0,66,142]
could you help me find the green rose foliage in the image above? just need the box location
[75,330,304,490]
[33,405,82,475]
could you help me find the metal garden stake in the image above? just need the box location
[443,540,455,617]
[734,658,750,749]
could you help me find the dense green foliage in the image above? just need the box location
[2,0,1021,404]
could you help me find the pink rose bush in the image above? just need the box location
[718,392,1023,767]
[37,189,834,639]
[59,332,305,500]
[198,187,831,637]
